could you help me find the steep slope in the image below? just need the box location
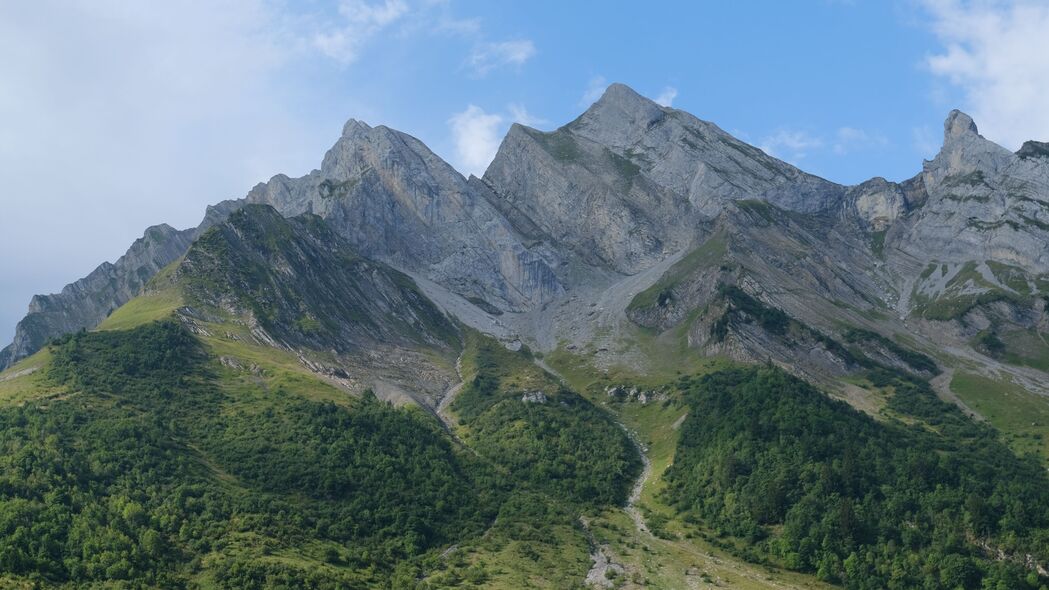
[0,201,240,371]
[0,223,196,369]
[173,204,464,407]
[618,199,928,391]
[482,83,845,274]
[0,120,563,371]
[241,120,563,312]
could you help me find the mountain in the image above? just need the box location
[0,206,639,589]
[3,83,1049,589]
[482,83,843,274]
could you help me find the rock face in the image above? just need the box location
[179,204,459,354]
[176,204,462,406]
[3,83,1049,396]
[482,83,844,273]
[888,109,1049,276]
[241,120,564,311]
[0,224,198,368]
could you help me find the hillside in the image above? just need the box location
[1,83,1048,588]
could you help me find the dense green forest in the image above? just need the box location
[451,335,640,507]
[0,322,643,588]
[0,321,493,588]
[4,318,1048,589]
[664,367,1049,590]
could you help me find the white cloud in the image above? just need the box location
[759,130,825,162]
[466,39,536,75]
[923,0,1049,148]
[449,105,504,176]
[579,76,608,107]
[507,103,547,128]
[312,0,410,64]
[833,126,888,155]
[654,86,678,107]
[448,103,545,176]
[0,0,342,342]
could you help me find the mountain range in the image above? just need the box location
[1,83,1048,589]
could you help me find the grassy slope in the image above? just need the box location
[950,371,1049,460]
[0,348,58,405]
[0,318,489,589]
[998,329,1049,373]
[627,233,726,313]
[419,333,637,583]
[97,280,360,408]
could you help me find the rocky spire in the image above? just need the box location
[943,109,979,143]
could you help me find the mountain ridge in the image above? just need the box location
[3,82,1049,590]
[3,83,1047,382]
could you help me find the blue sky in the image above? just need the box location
[2,0,1049,342]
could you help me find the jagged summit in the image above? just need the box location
[341,117,372,137]
[567,82,668,147]
[4,85,1049,376]
[944,109,979,142]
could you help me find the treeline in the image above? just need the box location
[664,367,1049,590]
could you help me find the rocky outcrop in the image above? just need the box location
[888,110,1049,276]
[0,223,198,368]
[241,120,564,312]
[482,84,845,274]
[179,204,459,354]
[177,204,463,406]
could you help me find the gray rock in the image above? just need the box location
[0,223,197,368]
[521,391,548,404]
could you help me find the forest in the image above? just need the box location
[664,366,1049,590]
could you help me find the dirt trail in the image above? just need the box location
[436,352,465,428]
[580,516,623,588]
[620,424,652,536]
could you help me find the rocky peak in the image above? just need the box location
[341,118,372,138]
[944,109,978,143]
[1017,140,1049,160]
[567,82,667,149]
[846,177,908,232]
[923,110,1015,188]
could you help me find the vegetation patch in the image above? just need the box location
[627,233,727,313]
[0,321,493,588]
[664,366,1049,589]
[452,332,641,507]
[842,327,939,374]
[951,371,1049,461]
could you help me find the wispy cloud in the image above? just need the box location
[312,0,410,64]
[833,126,888,155]
[449,105,503,176]
[448,102,545,176]
[912,125,941,158]
[757,125,887,162]
[466,39,536,76]
[759,130,825,162]
[579,75,608,107]
[507,103,547,128]
[654,86,678,107]
[922,0,1049,148]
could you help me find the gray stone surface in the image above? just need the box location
[4,84,1048,396]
